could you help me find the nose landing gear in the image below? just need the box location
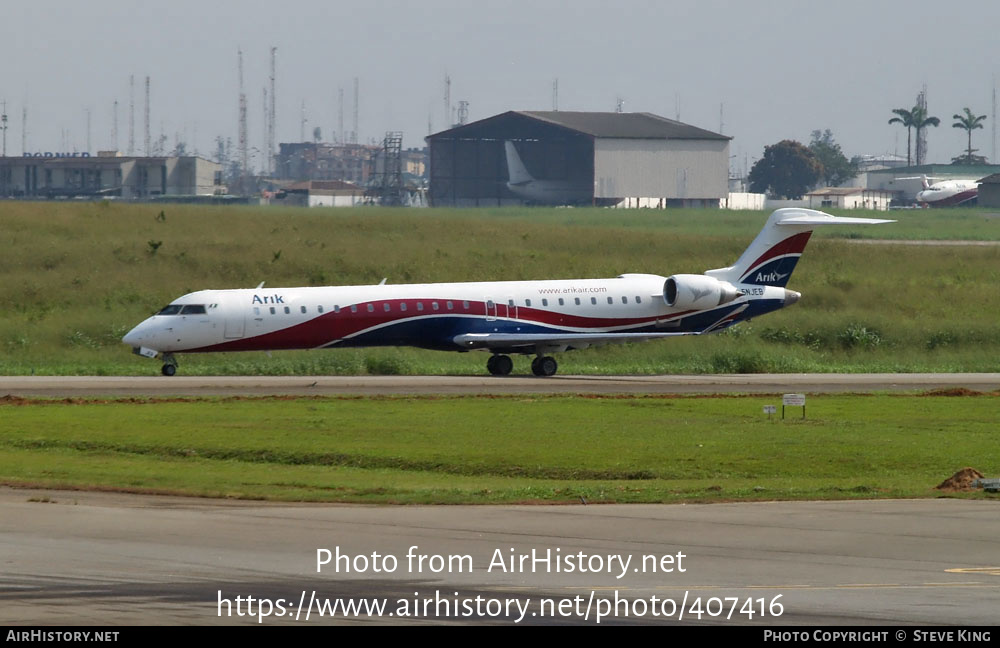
[160,353,178,377]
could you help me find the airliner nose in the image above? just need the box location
[122,324,144,347]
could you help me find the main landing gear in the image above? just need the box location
[161,353,178,377]
[530,355,558,377]
[485,354,559,377]
[486,354,513,376]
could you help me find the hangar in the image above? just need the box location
[427,111,730,207]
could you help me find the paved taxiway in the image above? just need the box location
[2,373,1000,397]
[2,488,997,625]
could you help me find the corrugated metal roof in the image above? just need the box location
[519,111,729,140]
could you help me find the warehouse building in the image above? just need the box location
[427,111,730,207]
[0,153,222,199]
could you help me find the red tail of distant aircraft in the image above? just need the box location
[123,209,892,376]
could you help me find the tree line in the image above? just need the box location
[749,105,988,199]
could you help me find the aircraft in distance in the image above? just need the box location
[908,175,979,207]
[504,140,592,205]
[122,208,892,377]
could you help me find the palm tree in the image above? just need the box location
[952,107,987,164]
[888,107,915,166]
[911,105,940,166]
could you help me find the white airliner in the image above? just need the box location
[910,175,979,207]
[122,208,891,376]
[504,140,592,205]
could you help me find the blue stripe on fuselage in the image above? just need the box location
[324,300,787,350]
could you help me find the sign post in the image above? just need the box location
[782,394,806,419]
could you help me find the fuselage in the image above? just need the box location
[505,180,593,205]
[122,274,790,356]
[916,180,978,207]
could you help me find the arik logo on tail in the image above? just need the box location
[754,270,790,284]
[252,294,285,304]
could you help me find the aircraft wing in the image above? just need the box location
[454,304,747,350]
[453,330,698,349]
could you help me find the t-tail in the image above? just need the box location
[704,208,894,289]
[504,140,534,186]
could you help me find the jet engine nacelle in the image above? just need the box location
[664,274,740,310]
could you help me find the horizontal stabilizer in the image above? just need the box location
[776,214,895,226]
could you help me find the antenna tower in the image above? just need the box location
[112,100,119,151]
[1,101,7,157]
[552,79,558,111]
[128,76,135,155]
[367,131,403,206]
[338,88,344,144]
[352,77,359,144]
[915,86,928,165]
[444,74,451,126]
[144,76,151,156]
[238,48,249,179]
[268,47,276,174]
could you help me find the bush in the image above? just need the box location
[838,324,882,350]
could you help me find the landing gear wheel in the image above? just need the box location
[486,354,513,376]
[531,356,558,377]
[161,363,177,376]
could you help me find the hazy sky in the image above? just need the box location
[5,0,1000,171]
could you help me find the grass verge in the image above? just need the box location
[2,392,997,504]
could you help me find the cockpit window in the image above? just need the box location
[180,305,206,315]
[156,304,183,315]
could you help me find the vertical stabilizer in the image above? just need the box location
[504,141,533,185]
[705,209,893,287]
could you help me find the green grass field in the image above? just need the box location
[2,201,1000,375]
[1,393,995,504]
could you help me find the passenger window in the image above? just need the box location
[318,305,324,313]
[507,299,514,307]
[417,302,424,311]
[525,299,532,307]
[463,301,470,309]
[447,301,454,310]
[301,306,308,314]
[269,307,276,315]
[253,307,260,315]
[558,298,564,306]
[384,303,391,312]
[542,299,548,307]
[622,296,628,304]
[635,296,641,304]
[608,297,614,305]
[575,298,581,305]
[284,306,290,314]
[367,304,374,312]
[591,297,597,305]
[432,302,439,311]
[350,305,357,313]
[401,303,407,312]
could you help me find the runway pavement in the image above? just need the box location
[1,487,997,625]
[1,373,1000,397]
